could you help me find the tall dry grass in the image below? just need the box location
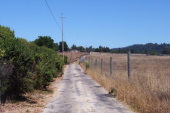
[80,52,170,113]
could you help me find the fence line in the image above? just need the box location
[87,52,131,79]
[84,52,169,95]
[82,52,170,113]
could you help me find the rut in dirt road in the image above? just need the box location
[42,63,133,113]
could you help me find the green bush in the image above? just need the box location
[0,25,15,39]
[64,55,68,64]
[150,51,160,55]
[85,60,90,69]
[0,25,64,103]
[2,37,34,99]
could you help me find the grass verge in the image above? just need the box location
[79,58,170,113]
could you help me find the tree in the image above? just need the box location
[130,49,135,53]
[95,48,99,52]
[163,47,170,54]
[0,25,15,40]
[0,25,15,46]
[103,47,110,52]
[89,46,93,52]
[54,43,59,51]
[59,41,69,52]
[71,44,77,50]
[77,46,85,52]
[34,36,54,49]
[99,46,103,52]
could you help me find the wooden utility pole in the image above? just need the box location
[60,13,65,59]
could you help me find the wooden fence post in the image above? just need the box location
[95,59,97,68]
[128,51,131,79]
[110,57,113,75]
[88,58,90,68]
[101,58,103,74]
[91,59,93,68]
[167,75,170,96]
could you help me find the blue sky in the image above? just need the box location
[0,0,170,48]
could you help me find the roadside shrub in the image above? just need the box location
[0,49,8,104]
[85,60,90,69]
[0,25,64,104]
[32,46,64,89]
[59,55,68,64]
[2,37,34,100]
[64,55,68,64]
[0,25,15,39]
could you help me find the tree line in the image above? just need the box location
[70,44,111,52]
[34,38,112,53]
[29,34,170,55]
[68,43,170,54]
[0,25,65,104]
[113,43,170,55]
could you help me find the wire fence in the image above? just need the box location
[82,52,170,99]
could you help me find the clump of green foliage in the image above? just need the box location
[85,60,90,69]
[0,25,64,104]
[34,36,55,50]
[109,87,116,94]
[60,55,68,64]
[109,87,117,98]
[150,51,160,55]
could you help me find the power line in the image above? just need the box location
[44,0,61,30]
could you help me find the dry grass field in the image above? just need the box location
[80,52,170,113]
[58,52,89,63]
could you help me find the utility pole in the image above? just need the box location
[60,13,65,59]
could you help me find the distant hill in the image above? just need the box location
[112,43,170,54]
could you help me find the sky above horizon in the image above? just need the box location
[0,0,170,48]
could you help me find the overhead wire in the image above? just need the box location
[44,0,61,31]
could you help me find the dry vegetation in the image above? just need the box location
[0,77,62,113]
[80,52,170,113]
[58,52,89,63]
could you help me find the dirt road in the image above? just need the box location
[42,63,133,113]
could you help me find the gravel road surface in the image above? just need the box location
[42,63,133,113]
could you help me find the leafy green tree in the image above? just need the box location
[0,25,15,46]
[0,25,15,40]
[54,43,59,51]
[34,36,54,49]
[71,44,77,50]
[77,46,85,52]
[59,41,69,52]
